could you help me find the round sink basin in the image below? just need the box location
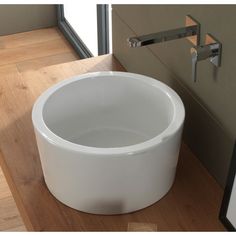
[32,71,185,214]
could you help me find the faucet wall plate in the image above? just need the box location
[205,33,222,67]
[185,15,201,46]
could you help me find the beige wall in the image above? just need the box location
[112,5,236,186]
[0,5,57,35]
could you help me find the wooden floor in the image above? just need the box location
[0,27,79,231]
[0,168,25,231]
[0,27,79,72]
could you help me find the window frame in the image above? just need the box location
[57,4,109,58]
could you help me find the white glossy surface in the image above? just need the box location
[32,71,185,214]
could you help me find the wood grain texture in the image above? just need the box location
[0,195,25,231]
[127,222,158,231]
[0,168,12,200]
[0,38,75,67]
[0,27,62,49]
[0,27,79,72]
[0,165,25,231]
[0,27,80,231]
[0,54,225,231]
[16,52,79,73]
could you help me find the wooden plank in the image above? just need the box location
[0,38,75,67]
[4,225,26,232]
[16,52,79,73]
[0,168,12,199]
[0,27,78,231]
[0,150,32,231]
[0,54,225,231]
[0,64,33,231]
[127,222,158,231]
[0,196,26,231]
[0,27,62,49]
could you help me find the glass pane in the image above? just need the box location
[64,3,98,56]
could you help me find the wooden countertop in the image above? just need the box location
[0,54,224,231]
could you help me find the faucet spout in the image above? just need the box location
[127,25,199,48]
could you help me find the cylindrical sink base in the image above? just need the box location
[32,71,185,214]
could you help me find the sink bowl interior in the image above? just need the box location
[42,75,174,148]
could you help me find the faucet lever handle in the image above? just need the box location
[190,34,222,82]
[191,48,198,82]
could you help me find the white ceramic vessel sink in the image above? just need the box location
[32,71,185,214]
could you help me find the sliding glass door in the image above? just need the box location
[57,4,110,58]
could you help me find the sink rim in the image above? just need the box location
[32,71,185,156]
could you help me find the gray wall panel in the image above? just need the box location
[0,5,57,35]
[112,5,236,186]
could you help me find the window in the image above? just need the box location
[57,4,111,58]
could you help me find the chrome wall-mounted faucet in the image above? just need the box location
[127,15,200,48]
[190,34,222,82]
[127,15,223,83]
